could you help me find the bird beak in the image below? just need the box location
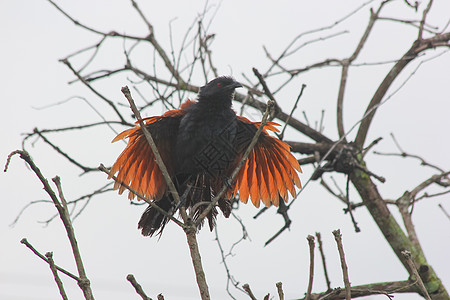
[232,81,243,89]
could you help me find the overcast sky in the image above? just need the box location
[1,1,449,299]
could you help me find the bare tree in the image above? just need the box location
[5,0,449,299]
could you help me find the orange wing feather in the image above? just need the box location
[233,117,302,208]
[108,100,194,201]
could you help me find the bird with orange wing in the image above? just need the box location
[109,76,301,236]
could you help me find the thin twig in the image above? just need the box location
[373,133,445,173]
[214,220,247,299]
[20,238,79,281]
[333,229,351,300]
[32,128,96,173]
[252,68,279,116]
[264,200,292,246]
[336,1,388,141]
[418,0,434,40]
[345,177,361,233]
[279,84,307,140]
[61,58,127,124]
[438,204,450,221]
[46,252,69,300]
[315,232,332,291]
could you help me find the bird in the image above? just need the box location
[109,76,302,236]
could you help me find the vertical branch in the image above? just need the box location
[333,229,351,300]
[418,0,434,40]
[336,62,349,141]
[52,176,94,300]
[45,252,69,300]
[336,2,388,140]
[276,282,284,300]
[305,235,315,300]
[397,193,424,253]
[279,84,306,140]
[315,232,332,291]
[186,227,210,300]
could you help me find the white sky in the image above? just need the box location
[1,1,449,299]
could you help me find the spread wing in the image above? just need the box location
[109,100,194,200]
[228,116,302,208]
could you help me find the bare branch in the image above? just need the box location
[264,200,291,246]
[252,68,280,118]
[279,84,306,140]
[52,176,94,300]
[298,280,419,299]
[438,204,450,221]
[418,0,434,40]
[275,282,284,300]
[45,252,69,300]
[316,232,332,291]
[402,250,431,300]
[373,133,446,173]
[31,128,96,174]
[20,238,79,281]
[337,1,389,140]
[46,0,143,39]
[213,214,249,299]
[333,230,351,300]
[61,58,127,124]
[354,31,450,148]
[242,284,257,300]
[6,151,94,299]
[305,235,315,300]
[127,274,152,300]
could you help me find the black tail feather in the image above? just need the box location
[138,196,173,237]
[138,174,232,237]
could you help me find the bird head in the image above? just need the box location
[198,76,242,104]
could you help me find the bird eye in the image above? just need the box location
[217,83,223,87]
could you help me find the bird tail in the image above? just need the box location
[138,174,232,236]
[138,195,174,237]
[184,174,232,231]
